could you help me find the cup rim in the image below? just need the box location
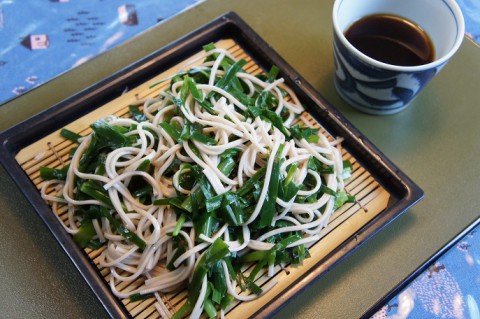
[332,0,465,72]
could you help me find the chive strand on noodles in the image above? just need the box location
[40,44,355,319]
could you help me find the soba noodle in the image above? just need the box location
[40,44,353,319]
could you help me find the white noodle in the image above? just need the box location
[39,46,351,318]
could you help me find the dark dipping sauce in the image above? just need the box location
[344,14,435,66]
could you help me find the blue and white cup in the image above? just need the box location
[332,0,465,115]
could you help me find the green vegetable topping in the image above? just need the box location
[39,43,356,319]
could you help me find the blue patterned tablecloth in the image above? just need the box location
[371,221,480,319]
[0,0,478,105]
[458,0,480,44]
[0,0,202,104]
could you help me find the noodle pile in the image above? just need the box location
[40,44,353,318]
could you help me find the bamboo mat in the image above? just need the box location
[15,39,390,319]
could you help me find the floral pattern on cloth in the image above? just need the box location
[0,0,202,104]
[371,223,480,319]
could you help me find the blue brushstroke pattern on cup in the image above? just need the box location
[333,32,445,115]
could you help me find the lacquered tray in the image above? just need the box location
[0,12,423,318]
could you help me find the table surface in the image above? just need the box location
[0,1,479,318]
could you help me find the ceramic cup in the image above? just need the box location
[332,0,465,115]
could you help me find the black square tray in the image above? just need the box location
[0,12,423,318]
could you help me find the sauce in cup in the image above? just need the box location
[344,14,435,66]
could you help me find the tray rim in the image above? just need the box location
[0,12,424,318]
